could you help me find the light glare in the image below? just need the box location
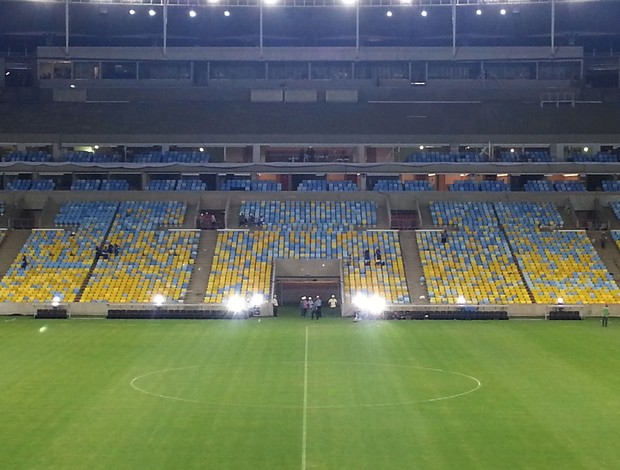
[189,9,197,18]
[421,10,428,17]
[149,9,156,16]
[227,294,245,313]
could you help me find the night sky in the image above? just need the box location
[0,1,619,51]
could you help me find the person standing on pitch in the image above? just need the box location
[300,296,307,317]
[314,295,322,319]
[602,304,610,327]
[328,294,338,316]
[272,295,279,317]
[307,296,315,319]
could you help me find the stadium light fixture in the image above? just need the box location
[500,8,506,15]
[208,0,220,3]
[342,0,357,6]
[149,9,157,17]
[94,145,99,150]
[264,0,279,5]
[250,293,264,308]
[457,295,466,305]
[419,145,425,150]
[199,147,205,152]
[69,84,76,89]
[476,9,482,16]
[400,0,412,4]
[557,296,564,305]
[226,294,246,314]
[189,9,197,18]
[386,10,393,18]
[153,294,166,307]
[51,296,61,308]
[367,295,386,316]
[129,9,136,15]
[224,10,231,17]
[583,146,589,152]
[420,10,428,17]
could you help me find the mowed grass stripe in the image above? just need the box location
[1,315,619,469]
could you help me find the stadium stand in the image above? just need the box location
[80,201,196,303]
[206,200,409,304]
[524,180,555,192]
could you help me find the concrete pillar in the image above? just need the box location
[252,144,261,163]
[355,145,365,163]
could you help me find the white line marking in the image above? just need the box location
[129,362,482,409]
[301,327,309,470]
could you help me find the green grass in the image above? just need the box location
[1,310,619,470]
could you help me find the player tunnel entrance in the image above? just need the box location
[273,259,341,306]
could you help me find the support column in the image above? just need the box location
[65,0,70,55]
[551,0,556,54]
[252,144,261,163]
[163,0,168,56]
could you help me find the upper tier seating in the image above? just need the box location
[373,179,402,191]
[497,150,552,162]
[403,181,434,191]
[64,151,121,163]
[7,179,55,191]
[177,179,208,191]
[554,181,586,192]
[147,179,177,191]
[524,180,555,192]
[602,180,620,192]
[408,152,485,163]
[298,179,327,191]
[573,152,618,163]
[240,200,378,230]
[132,151,210,163]
[101,180,130,191]
[220,179,251,191]
[449,180,479,191]
[71,179,102,191]
[3,151,51,162]
[480,180,510,192]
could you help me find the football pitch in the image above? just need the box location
[1,310,619,470]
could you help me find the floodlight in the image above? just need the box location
[419,145,425,150]
[224,10,231,16]
[94,145,99,150]
[149,9,157,16]
[189,9,197,18]
[226,294,245,313]
[457,295,466,305]
[264,0,279,5]
[400,0,412,4]
[510,148,515,153]
[367,295,386,316]
[352,293,367,310]
[475,9,482,16]
[250,293,264,307]
[583,146,589,153]
[129,9,136,15]
[153,294,165,307]
[342,0,357,6]
[199,147,204,152]
[557,296,564,305]
[500,8,506,15]
[420,10,428,17]
[386,10,393,18]
[51,296,61,308]
[70,84,76,89]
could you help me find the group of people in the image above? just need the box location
[363,248,384,267]
[196,212,217,230]
[95,243,120,261]
[239,213,265,228]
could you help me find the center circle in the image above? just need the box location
[130,362,481,408]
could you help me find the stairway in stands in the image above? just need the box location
[398,231,428,304]
[0,230,32,278]
[184,230,218,303]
